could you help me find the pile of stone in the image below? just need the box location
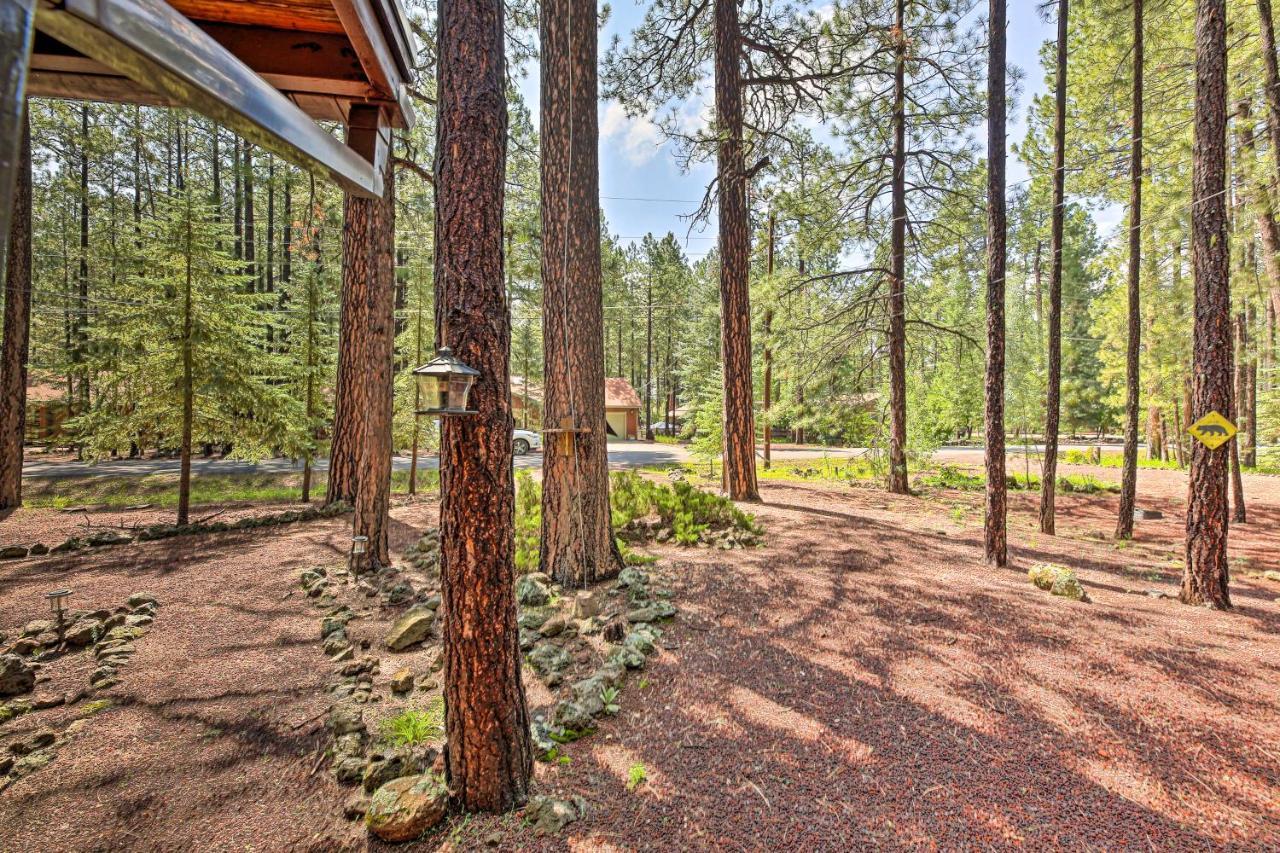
[0,502,354,561]
[618,516,761,550]
[403,530,441,578]
[0,727,60,793]
[0,593,160,695]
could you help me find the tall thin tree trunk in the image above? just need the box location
[1232,311,1248,523]
[645,274,653,436]
[178,188,195,526]
[1041,0,1068,535]
[1183,0,1232,609]
[265,157,275,349]
[1117,0,1143,539]
[539,0,619,587]
[887,0,909,494]
[715,0,759,501]
[0,111,32,510]
[763,212,774,470]
[436,0,532,811]
[984,0,1008,567]
[76,104,90,415]
[243,141,256,294]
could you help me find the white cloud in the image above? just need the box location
[601,102,664,166]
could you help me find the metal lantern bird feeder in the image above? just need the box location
[413,347,480,416]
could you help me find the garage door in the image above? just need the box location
[605,410,628,439]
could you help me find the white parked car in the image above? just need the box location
[513,428,542,456]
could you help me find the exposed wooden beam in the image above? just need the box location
[36,0,382,198]
[0,0,36,262]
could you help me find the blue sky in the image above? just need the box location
[518,3,1059,259]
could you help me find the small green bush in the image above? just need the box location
[380,699,445,746]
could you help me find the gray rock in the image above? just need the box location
[518,609,550,630]
[420,594,441,611]
[624,624,661,655]
[343,793,371,821]
[527,643,571,684]
[525,795,584,836]
[617,566,649,589]
[384,608,435,652]
[323,631,350,658]
[518,627,539,652]
[552,699,594,732]
[389,668,414,694]
[571,590,601,620]
[366,774,449,842]
[328,704,366,738]
[516,574,551,607]
[569,676,607,717]
[608,645,646,670]
[320,617,348,640]
[362,748,423,793]
[0,545,28,560]
[22,620,52,638]
[124,614,153,629]
[539,616,566,638]
[0,655,34,697]
[64,620,102,647]
[333,754,366,786]
[126,593,158,610]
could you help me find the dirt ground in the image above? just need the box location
[1,463,1278,851]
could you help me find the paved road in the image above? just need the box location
[19,441,1150,481]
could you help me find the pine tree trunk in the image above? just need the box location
[1183,0,1232,609]
[329,129,395,567]
[243,142,256,294]
[0,111,31,510]
[763,213,774,470]
[539,0,620,588]
[178,191,195,526]
[1041,0,1068,535]
[1116,0,1143,539]
[75,104,90,415]
[886,0,909,494]
[436,0,533,811]
[984,0,1008,567]
[1232,311,1248,523]
[645,274,653,436]
[715,0,759,502]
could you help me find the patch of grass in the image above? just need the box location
[380,698,445,746]
[24,466,440,512]
[758,456,879,484]
[609,471,763,544]
[652,434,681,445]
[627,762,648,791]
[917,466,985,491]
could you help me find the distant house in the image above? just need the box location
[511,376,641,440]
[511,376,543,428]
[605,377,641,440]
[25,383,68,444]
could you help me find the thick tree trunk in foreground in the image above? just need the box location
[178,191,195,526]
[1116,0,1143,540]
[1183,0,1232,609]
[887,0,909,495]
[1040,0,1069,535]
[436,0,533,811]
[715,0,759,502]
[539,0,619,588]
[984,0,1008,567]
[327,115,395,567]
[0,112,31,510]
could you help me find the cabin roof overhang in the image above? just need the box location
[19,0,416,199]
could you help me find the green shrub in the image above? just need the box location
[380,699,445,746]
[514,471,542,574]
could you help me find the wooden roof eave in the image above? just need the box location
[36,0,384,198]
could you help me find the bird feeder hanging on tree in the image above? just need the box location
[413,347,480,416]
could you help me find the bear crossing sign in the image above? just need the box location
[1188,411,1238,450]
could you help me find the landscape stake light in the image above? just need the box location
[413,346,480,416]
[47,588,71,643]
[350,535,368,573]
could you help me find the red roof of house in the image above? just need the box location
[605,377,641,409]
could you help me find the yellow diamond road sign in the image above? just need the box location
[1189,411,1237,450]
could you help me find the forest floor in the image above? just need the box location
[0,462,1277,850]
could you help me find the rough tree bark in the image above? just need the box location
[1116,0,1143,540]
[763,212,775,470]
[435,0,533,811]
[715,0,760,502]
[984,0,1008,567]
[1232,311,1247,523]
[540,0,620,588]
[887,0,909,494]
[0,111,31,510]
[1183,0,1232,609]
[1040,0,1068,535]
[327,109,395,568]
